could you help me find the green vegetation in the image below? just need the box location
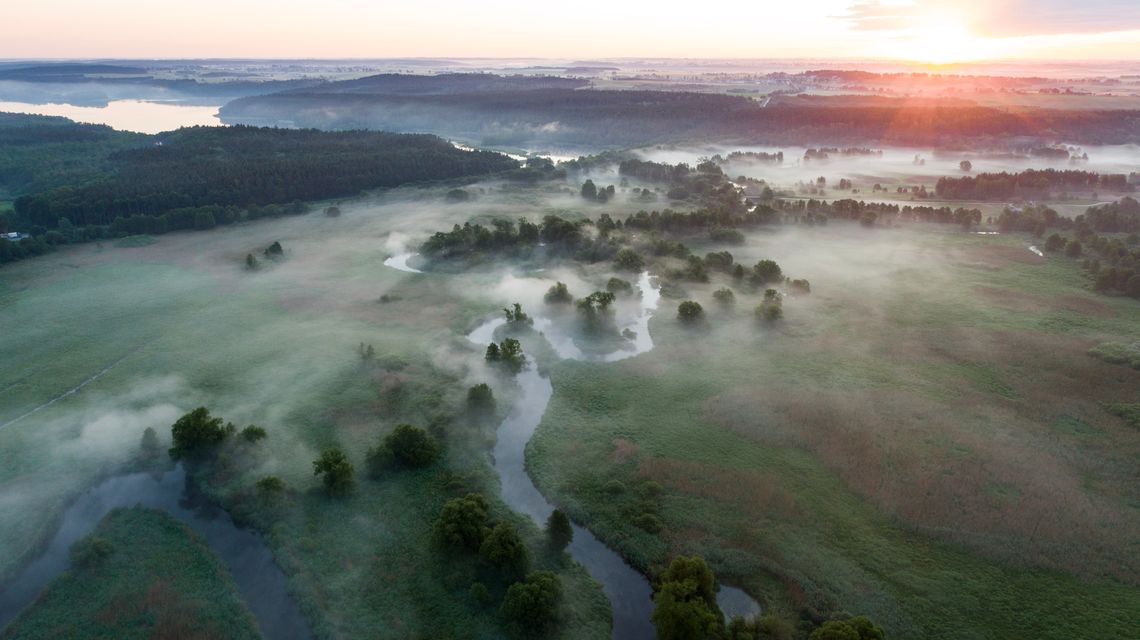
[651,555,722,640]
[312,448,355,496]
[2,507,259,640]
[529,228,1140,639]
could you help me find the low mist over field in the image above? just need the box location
[1,3,1139,638]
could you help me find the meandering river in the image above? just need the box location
[465,270,760,639]
[0,466,311,639]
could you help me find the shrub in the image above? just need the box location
[606,277,634,296]
[69,535,114,570]
[677,300,703,322]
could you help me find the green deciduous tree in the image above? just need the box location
[383,423,440,468]
[169,407,231,460]
[546,509,573,551]
[312,448,355,496]
[433,493,490,551]
[500,571,562,638]
[677,300,703,322]
[480,522,530,580]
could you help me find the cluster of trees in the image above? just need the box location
[774,199,982,229]
[503,302,533,326]
[431,493,567,637]
[168,407,268,461]
[651,554,885,640]
[757,289,784,322]
[421,216,591,260]
[711,151,784,165]
[486,338,526,372]
[934,169,1132,200]
[618,159,748,215]
[580,179,617,203]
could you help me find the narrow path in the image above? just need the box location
[0,347,142,431]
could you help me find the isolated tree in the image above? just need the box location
[758,289,783,322]
[580,180,598,200]
[486,342,502,362]
[500,571,563,638]
[1044,233,1067,252]
[433,493,490,551]
[546,509,573,551]
[750,259,783,285]
[324,205,342,217]
[677,300,703,322]
[959,160,973,172]
[480,522,530,579]
[384,423,440,468]
[245,253,258,270]
[169,407,231,460]
[312,448,355,496]
[467,383,496,413]
[544,282,573,304]
[1065,239,1083,257]
[140,427,162,460]
[712,288,735,305]
[732,264,745,280]
[263,241,284,258]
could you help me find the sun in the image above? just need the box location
[887,19,995,65]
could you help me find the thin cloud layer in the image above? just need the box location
[843,0,1140,37]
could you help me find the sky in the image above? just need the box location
[3,0,1139,63]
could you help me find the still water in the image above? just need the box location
[0,100,222,134]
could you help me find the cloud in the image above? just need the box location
[841,0,1140,37]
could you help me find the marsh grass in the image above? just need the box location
[1,507,260,640]
[528,226,1140,639]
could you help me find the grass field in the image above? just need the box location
[2,507,260,640]
[0,182,640,638]
[528,226,1140,639]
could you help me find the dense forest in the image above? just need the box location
[934,169,1133,200]
[0,115,518,264]
[220,74,1140,148]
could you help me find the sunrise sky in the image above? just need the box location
[3,0,1139,63]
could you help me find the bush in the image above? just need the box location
[751,259,783,285]
[69,535,114,569]
[606,277,634,296]
[240,424,267,443]
[678,300,704,322]
[634,513,663,533]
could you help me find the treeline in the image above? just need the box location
[934,169,1132,200]
[0,119,521,265]
[775,199,982,228]
[15,126,518,229]
[221,77,1140,148]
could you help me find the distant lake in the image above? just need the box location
[0,99,222,134]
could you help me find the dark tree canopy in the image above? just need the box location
[433,493,491,551]
[168,407,232,460]
[312,448,355,496]
[479,522,530,580]
[546,509,573,551]
[500,571,563,639]
[677,300,704,322]
[383,423,440,468]
[651,556,722,640]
